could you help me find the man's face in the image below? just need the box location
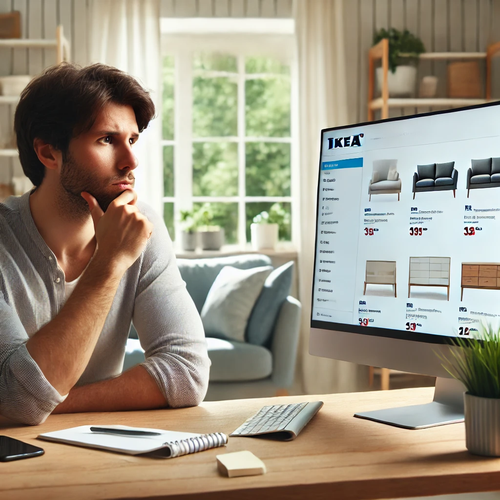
[59,102,140,213]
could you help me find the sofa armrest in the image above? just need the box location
[467,167,472,188]
[270,296,301,388]
[412,172,418,192]
[452,168,458,188]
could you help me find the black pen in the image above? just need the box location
[90,427,161,436]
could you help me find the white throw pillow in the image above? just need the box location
[201,265,273,342]
[387,168,399,181]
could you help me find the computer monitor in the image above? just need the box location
[310,101,500,429]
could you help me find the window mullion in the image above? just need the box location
[237,54,246,246]
[174,47,193,231]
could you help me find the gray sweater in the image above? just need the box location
[0,192,210,425]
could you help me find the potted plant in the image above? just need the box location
[373,27,425,97]
[440,324,500,456]
[250,203,289,250]
[196,203,224,251]
[179,209,198,251]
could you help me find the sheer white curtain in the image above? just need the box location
[89,0,163,216]
[294,0,369,394]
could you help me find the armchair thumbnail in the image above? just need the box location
[368,160,401,201]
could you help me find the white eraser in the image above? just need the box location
[216,450,266,478]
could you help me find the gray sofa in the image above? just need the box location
[467,157,500,197]
[124,254,301,401]
[412,162,458,199]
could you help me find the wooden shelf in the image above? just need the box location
[0,38,58,48]
[0,96,19,104]
[0,149,18,157]
[368,40,500,121]
[369,97,489,110]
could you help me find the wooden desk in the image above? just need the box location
[1,388,500,500]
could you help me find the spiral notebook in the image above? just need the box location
[38,425,228,458]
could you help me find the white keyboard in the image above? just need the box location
[230,401,324,441]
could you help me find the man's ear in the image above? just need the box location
[33,138,62,171]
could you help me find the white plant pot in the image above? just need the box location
[199,229,224,250]
[376,65,417,97]
[464,392,500,456]
[181,231,197,251]
[251,223,278,250]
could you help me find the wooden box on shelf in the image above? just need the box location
[0,11,21,39]
[447,61,482,98]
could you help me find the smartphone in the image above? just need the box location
[0,435,44,462]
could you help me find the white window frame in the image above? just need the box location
[161,20,299,248]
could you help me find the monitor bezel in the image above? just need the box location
[310,100,500,346]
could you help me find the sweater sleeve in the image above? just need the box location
[0,292,67,425]
[132,204,210,407]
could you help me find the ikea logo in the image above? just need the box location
[328,133,364,149]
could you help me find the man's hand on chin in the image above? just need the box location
[81,190,153,275]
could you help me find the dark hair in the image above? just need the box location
[14,63,156,186]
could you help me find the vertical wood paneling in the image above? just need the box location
[43,0,57,68]
[417,0,434,112]
[0,0,11,183]
[197,0,214,17]
[375,0,389,30]
[358,0,374,122]
[463,0,478,50]
[344,0,360,124]
[390,0,405,30]
[261,0,276,17]
[477,0,490,48]
[490,0,500,98]
[174,0,197,17]
[448,0,463,51]
[276,0,292,18]
[58,0,73,60]
[230,0,245,17]
[12,0,28,74]
[404,0,419,33]
[245,0,260,17]
[214,0,230,17]
[28,0,43,76]
[433,0,448,98]
[73,0,89,65]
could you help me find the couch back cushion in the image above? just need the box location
[177,254,272,312]
[417,163,435,180]
[246,261,294,346]
[492,158,500,174]
[372,159,397,181]
[471,158,492,176]
[435,162,455,178]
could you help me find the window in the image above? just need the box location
[161,21,297,247]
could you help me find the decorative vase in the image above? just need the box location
[376,65,417,97]
[181,231,197,251]
[250,223,278,250]
[464,392,500,456]
[199,229,224,250]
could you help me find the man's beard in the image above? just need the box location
[58,153,135,218]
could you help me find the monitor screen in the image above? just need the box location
[309,102,500,428]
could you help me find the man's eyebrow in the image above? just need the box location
[95,130,140,137]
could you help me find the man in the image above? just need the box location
[0,63,210,425]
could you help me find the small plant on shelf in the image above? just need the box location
[373,27,425,73]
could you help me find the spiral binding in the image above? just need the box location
[168,432,228,458]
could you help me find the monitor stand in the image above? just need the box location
[354,377,465,429]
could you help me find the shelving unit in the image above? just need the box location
[368,39,500,121]
[0,25,70,184]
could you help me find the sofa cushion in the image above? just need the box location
[178,254,272,312]
[491,173,500,183]
[369,179,401,192]
[434,177,454,186]
[492,158,500,174]
[435,162,454,178]
[416,179,435,187]
[470,174,491,184]
[471,158,491,176]
[417,163,435,180]
[206,337,272,381]
[371,170,382,183]
[246,261,294,346]
[201,265,272,342]
[387,168,399,181]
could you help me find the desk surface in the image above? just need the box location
[1,388,500,500]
